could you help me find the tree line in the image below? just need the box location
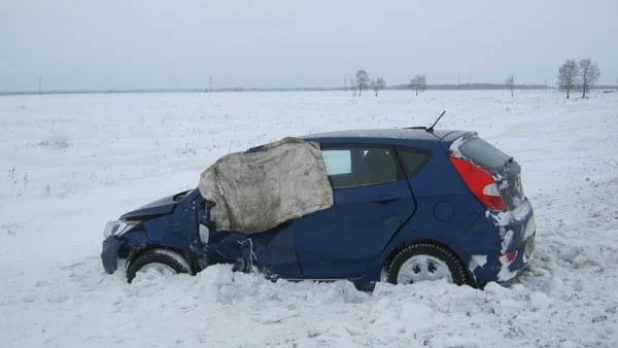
[557,59,600,99]
[349,59,603,99]
[349,70,426,97]
[502,59,601,99]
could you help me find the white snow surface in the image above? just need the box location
[1,90,617,347]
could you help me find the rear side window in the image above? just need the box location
[397,148,431,177]
[322,147,400,189]
[458,137,510,170]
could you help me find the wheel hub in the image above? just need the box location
[139,262,177,276]
[397,255,453,284]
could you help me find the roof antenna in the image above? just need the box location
[427,110,446,133]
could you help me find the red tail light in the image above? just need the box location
[505,251,517,263]
[449,156,507,211]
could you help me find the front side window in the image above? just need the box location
[322,150,352,175]
[322,146,400,189]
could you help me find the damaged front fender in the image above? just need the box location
[101,237,122,273]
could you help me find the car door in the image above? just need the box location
[293,145,416,279]
[250,222,303,279]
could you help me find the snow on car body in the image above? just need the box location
[101,127,536,289]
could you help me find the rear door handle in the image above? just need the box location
[371,196,401,204]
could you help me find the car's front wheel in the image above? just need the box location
[126,249,192,283]
[386,243,473,286]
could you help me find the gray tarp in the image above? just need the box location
[198,137,334,234]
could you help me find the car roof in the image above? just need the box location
[301,128,464,143]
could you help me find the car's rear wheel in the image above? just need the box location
[386,243,473,286]
[126,249,191,283]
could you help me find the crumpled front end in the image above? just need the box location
[100,227,151,274]
[101,237,123,273]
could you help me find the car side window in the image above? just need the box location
[322,150,352,175]
[322,147,400,189]
[397,148,431,177]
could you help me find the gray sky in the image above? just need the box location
[1,0,617,91]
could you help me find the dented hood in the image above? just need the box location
[120,191,190,220]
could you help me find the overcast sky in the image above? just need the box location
[1,0,617,91]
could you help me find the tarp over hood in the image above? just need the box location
[198,137,334,234]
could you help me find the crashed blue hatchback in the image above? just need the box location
[101,126,536,290]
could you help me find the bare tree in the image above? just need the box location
[505,75,515,98]
[350,77,358,96]
[410,74,427,96]
[354,70,369,96]
[578,59,600,98]
[557,59,578,99]
[370,78,386,96]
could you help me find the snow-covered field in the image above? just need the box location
[1,90,617,347]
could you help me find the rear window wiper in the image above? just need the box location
[504,156,514,168]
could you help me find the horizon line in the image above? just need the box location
[1,82,617,97]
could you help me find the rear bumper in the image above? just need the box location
[470,201,536,287]
[470,234,535,287]
[496,232,535,282]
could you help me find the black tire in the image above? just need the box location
[126,249,191,283]
[386,243,475,287]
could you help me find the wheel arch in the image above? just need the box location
[381,238,476,286]
[127,245,196,275]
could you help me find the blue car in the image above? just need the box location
[101,128,536,290]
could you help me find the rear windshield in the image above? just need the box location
[458,137,511,170]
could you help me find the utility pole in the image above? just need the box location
[38,77,42,95]
[209,75,212,93]
[344,76,347,94]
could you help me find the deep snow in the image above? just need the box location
[1,90,617,347]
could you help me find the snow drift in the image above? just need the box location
[1,90,617,348]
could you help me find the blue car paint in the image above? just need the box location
[101,128,535,289]
[250,222,303,278]
[101,237,122,273]
[293,178,414,279]
[102,190,204,273]
[120,194,178,219]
